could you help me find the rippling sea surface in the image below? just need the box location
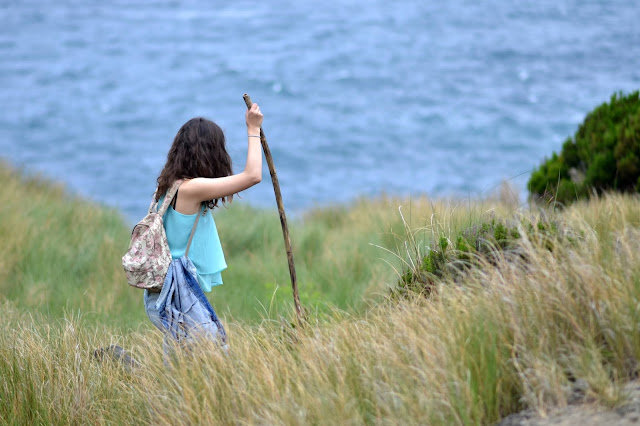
[1,1,639,221]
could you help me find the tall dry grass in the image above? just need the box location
[2,191,640,425]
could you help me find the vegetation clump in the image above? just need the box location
[394,214,570,298]
[528,91,640,204]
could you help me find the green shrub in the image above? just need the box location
[528,91,640,204]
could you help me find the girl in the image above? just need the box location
[143,103,264,350]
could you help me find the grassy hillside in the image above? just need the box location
[0,162,397,328]
[0,163,135,328]
[0,162,510,328]
[1,173,639,423]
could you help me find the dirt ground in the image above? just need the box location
[497,381,640,425]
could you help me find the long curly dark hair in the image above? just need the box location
[156,117,233,209]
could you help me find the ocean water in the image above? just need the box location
[1,0,639,222]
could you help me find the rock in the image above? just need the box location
[93,345,140,371]
[568,168,585,185]
[567,379,590,405]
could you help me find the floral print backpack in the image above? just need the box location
[122,180,185,291]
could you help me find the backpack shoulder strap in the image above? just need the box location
[185,203,209,256]
[148,180,183,215]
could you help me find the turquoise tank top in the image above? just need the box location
[158,195,227,292]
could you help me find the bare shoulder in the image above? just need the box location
[177,177,217,199]
[177,173,258,205]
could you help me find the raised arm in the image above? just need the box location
[178,104,264,207]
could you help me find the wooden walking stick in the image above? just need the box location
[243,94,304,324]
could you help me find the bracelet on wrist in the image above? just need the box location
[248,134,260,138]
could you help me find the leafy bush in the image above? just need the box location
[528,91,640,204]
